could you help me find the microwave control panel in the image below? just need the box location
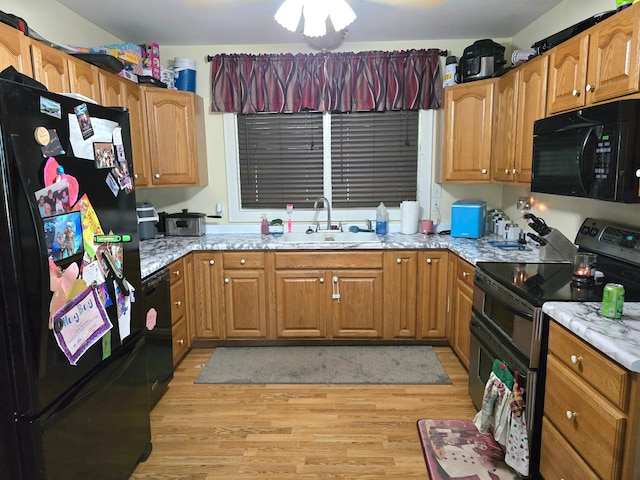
[594,127,615,180]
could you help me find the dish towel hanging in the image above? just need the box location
[473,363,530,476]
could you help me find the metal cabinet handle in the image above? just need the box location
[224,278,230,283]
[173,270,180,276]
[174,301,181,306]
[154,173,160,178]
[319,277,324,283]
[566,410,578,420]
[396,258,402,264]
[462,271,469,278]
[134,173,138,179]
[481,168,487,174]
[512,168,517,174]
[586,84,594,92]
[572,89,580,97]
[240,259,246,265]
[177,338,184,345]
[209,260,215,265]
[504,168,509,174]
[570,355,582,364]
[636,169,640,178]
[426,258,432,264]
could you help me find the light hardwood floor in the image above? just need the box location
[131,346,476,479]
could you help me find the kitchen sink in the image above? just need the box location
[278,231,381,244]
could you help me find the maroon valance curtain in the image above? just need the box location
[210,49,443,114]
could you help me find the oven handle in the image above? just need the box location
[474,274,535,322]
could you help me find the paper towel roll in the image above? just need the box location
[400,201,420,234]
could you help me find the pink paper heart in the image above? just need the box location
[44,157,80,207]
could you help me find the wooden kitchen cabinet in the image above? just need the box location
[0,22,32,76]
[383,251,417,339]
[30,41,70,93]
[416,250,449,339]
[168,258,189,366]
[449,255,474,369]
[441,79,494,183]
[540,321,640,480]
[191,252,224,339]
[274,251,384,340]
[124,82,152,187]
[143,88,208,187]
[222,252,270,339]
[492,54,548,185]
[67,56,100,102]
[547,5,640,115]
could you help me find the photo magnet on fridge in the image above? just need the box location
[34,178,70,218]
[73,102,94,140]
[94,142,116,169]
[40,96,62,119]
[43,211,84,263]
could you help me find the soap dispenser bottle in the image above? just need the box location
[375,202,388,235]
[261,215,269,235]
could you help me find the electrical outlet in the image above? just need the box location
[433,199,440,211]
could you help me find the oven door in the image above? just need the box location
[468,315,537,438]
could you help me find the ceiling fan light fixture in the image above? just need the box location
[275,0,356,38]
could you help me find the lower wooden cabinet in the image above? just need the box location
[540,321,640,480]
[416,251,449,339]
[168,258,189,366]
[191,252,224,339]
[449,256,475,369]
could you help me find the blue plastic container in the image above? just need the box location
[451,200,487,238]
[173,57,196,93]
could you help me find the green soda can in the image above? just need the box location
[601,283,625,318]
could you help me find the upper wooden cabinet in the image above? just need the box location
[547,5,640,114]
[30,41,69,92]
[0,22,31,76]
[67,56,100,102]
[441,79,494,183]
[143,88,208,187]
[492,55,548,185]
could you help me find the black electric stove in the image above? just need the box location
[476,217,640,307]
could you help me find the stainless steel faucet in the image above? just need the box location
[313,196,331,231]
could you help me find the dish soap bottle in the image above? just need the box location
[375,202,388,235]
[261,214,269,235]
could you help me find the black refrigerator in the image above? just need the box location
[0,74,151,479]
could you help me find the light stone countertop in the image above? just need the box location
[138,232,545,278]
[542,302,640,372]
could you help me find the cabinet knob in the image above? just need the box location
[173,270,180,276]
[636,169,640,178]
[586,84,594,92]
[481,168,487,174]
[319,277,324,283]
[504,168,510,174]
[177,338,184,345]
[174,301,181,306]
[134,173,138,179]
[572,89,580,97]
[570,355,582,364]
[566,410,578,420]
[426,258,432,264]
[512,168,517,174]
[462,271,469,278]
[396,258,402,264]
[240,259,246,265]
[224,278,230,283]
[209,260,215,265]
[154,173,160,178]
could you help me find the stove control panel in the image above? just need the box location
[576,218,640,266]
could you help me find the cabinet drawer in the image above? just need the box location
[169,260,184,282]
[275,251,383,269]
[548,321,629,410]
[172,316,188,366]
[170,281,186,324]
[222,251,265,269]
[456,258,475,287]
[540,416,598,480]
[545,354,626,480]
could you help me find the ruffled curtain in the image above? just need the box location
[210,49,442,113]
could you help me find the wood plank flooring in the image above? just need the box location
[131,347,476,479]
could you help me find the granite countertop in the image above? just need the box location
[138,232,544,278]
[542,302,640,372]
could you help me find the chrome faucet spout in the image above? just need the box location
[313,196,331,231]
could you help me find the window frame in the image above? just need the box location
[223,110,435,224]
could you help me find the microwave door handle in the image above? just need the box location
[580,127,598,195]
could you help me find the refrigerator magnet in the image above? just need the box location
[105,172,120,197]
[40,96,62,119]
[73,103,94,140]
[39,129,66,157]
[93,142,116,169]
[52,286,112,366]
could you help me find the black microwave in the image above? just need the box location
[531,100,640,203]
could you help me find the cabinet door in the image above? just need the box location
[30,41,69,93]
[416,251,448,339]
[99,71,126,107]
[547,33,589,114]
[329,269,384,339]
[491,71,518,183]
[223,269,268,338]
[442,80,494,182]
[383,251,417,339]
[68,57,100,102]
[0,23,31,76]
[274,270,327,338]
[192,253,224,339]
[144,88,200,186]
[587,6,640,104]
[125,83,151,187]
[514,54,548,185]
[540,417,599,480]
[451,258,474,369]
[183,253,196,345]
